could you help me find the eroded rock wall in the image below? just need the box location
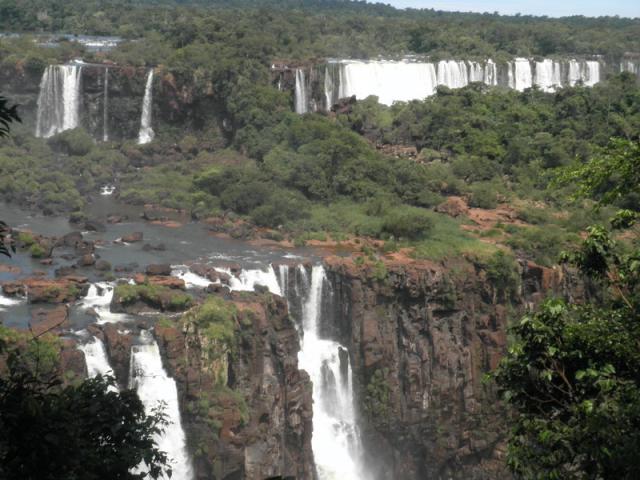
[324,256,574,480]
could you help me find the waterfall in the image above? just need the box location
[437,60,469,89]
[338,60,437,106]
[296,265,364,479]
[584,61,600,86]
[82,283,128,324]
[103,68,109,142]
[138,70,155,145]
[79,336,115,379]
[214,265,282,295]
[295,69,309,114]
[35,65,82,138]
[129,331,193,480]
[468,61,484,83]
[484,59,498,86]
[568,59,582,86]
[513,58,532,91]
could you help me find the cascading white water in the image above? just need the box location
[103,68,109,142]
[79,336,115,379]
[484,59,498,86]
[513,58,533,91]
[35,65,82,138]
[295,69,309,114]
[437,60,468,89]
[568,59,582,86]
[214,265,282,295]
[82,283,128,324]
[584,61,601,86]
[337,60,437,105]
[468,61,484,83]
[304,57,605,113]
[535,59,559,92]
[138,70,155,144]
[129,331,193,480]
[296,265,364,480]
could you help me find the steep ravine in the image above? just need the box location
[322,256,578,480]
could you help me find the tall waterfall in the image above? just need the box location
[138,70,155,144]
[299,57,605,111]
[296,265,364,479]
[129,331,193,480]
[103,68,109,142]
[35,65,83,138]
[294,69,310,114]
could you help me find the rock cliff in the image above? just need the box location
[323,255,575,480]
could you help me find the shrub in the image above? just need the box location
[382,207,434,240]
[29,243,46,258]
[469,184,498,209]
[49,128,94,156]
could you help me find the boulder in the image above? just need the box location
[54,266,77,277]
[30,305,69,336]
[142,243,166,252]
[436,197,469,218]
[95,260,112,271]
[58,231,83,248]
[121,232,143,243]
[76,254,96,267]
[145,264,172,276]
[83,220,106,232]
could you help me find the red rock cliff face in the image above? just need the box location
[323,256,573,480]
[154,291,315,480]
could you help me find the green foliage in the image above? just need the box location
[114,283,192,312]
[186,297,237,347]
[28,242,46,258]
[495,139,640,479]
[48,128,94,156]
[0,332,171,479]
[381,207,434,240]
[364,368,392,421]
[483,250,519,301]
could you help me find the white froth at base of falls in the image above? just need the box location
[138,70,155,145]
[100,185,115,195]
[297,265,366,480]
[129,331,193,480]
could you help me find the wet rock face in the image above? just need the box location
[324,257,572,480]
[154,292,315,480]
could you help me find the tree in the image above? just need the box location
[494,139,640,479]
[0,95,20,138]
[0,331,172,480]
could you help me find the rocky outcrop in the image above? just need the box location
[155,292,315,480]
[323,255,572,480]
[2,276,89,303]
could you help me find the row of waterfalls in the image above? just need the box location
[77,263,365,480]
[35,63,155,144]
[292,57,640,113]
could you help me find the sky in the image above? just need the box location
[376,1,640,18]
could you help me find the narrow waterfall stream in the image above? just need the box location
[138,70,155,144]
[103,68,109,142]
[78,336,115,379]
[129,331,193,480]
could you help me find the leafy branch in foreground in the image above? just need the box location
[0,330,172,480]
[494,138,640,479]
[0,95,20,138]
